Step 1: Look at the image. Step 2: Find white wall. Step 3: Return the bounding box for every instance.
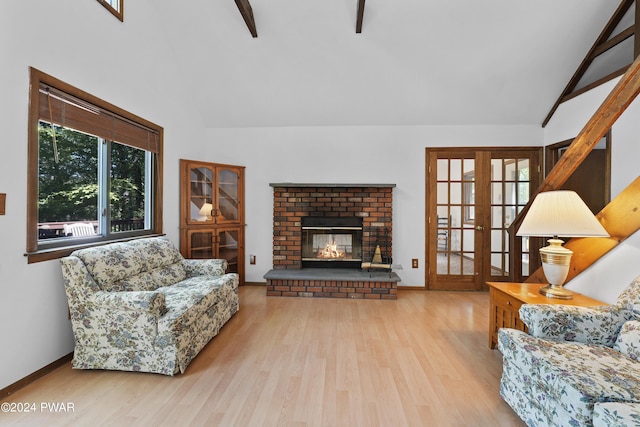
[544,78,640,303]
[0,1,206,390]
[204,125,542,286]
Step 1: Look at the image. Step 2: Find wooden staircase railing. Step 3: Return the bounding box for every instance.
[509,53,640,283]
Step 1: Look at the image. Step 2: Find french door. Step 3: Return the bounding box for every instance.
[426,148,541,291]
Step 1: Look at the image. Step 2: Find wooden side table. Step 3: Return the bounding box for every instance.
[487,282,605,349]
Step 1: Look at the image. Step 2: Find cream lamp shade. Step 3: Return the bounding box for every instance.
[516,190,609,299]
[198,202,213,219]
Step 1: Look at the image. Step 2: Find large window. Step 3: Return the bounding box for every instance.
[27,67,163,263]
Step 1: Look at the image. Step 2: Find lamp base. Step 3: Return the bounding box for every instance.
[539,284,573,300]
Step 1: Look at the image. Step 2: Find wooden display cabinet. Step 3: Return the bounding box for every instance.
[180,159,245,284]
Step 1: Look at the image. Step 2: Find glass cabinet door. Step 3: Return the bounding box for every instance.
[217,228,239,273]
[216,167,240,224]
[189,166,214,223]
[187,230,214,259]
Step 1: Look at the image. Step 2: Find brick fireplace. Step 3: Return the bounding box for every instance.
[265,183,399,299]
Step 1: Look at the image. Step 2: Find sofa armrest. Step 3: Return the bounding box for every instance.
[90,291,166,316]
[70,291,166,349]
[519,304,628,347]
[183,258,228,277]
[61,255,102,300]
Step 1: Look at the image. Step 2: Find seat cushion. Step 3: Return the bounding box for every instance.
[156,275,233,336]
[73,242,146,291]
[499,328,640,424]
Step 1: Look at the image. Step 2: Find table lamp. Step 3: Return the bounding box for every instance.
[516,190,609,299]
[199,202,213,220]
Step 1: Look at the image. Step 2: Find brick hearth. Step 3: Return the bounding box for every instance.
[265,183,399,299]
[264,268,399,300]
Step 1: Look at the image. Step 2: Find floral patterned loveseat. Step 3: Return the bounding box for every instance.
[60,236,239,376]
[498,275,640,427]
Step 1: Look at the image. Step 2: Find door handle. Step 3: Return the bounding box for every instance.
[475,225,484,231]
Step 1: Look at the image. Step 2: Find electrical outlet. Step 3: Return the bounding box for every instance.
[250,255,256,265]
[412,258,419,268]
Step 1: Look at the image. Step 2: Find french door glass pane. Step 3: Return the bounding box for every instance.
[437,182,449,204]
[450,159,461,180]
[521,236,530,276]
[490,157,531,277]
[436,157,475,277]
[450,183,461,204]
[437,159,449,180]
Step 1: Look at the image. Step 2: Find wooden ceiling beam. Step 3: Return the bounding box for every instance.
[233,0,366,36]
[235,0,257,38]
[356,0,365,33]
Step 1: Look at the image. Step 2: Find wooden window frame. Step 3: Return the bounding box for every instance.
[97,0,124,22]
[26,67,163,263]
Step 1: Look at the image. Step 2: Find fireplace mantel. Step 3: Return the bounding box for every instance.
[269,183,396,188]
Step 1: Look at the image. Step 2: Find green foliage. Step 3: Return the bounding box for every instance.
[38,124,98,222]
[38,122,146,224]
[110,142,146,221]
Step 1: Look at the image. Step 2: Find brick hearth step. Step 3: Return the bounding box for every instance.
[264,268,400,300]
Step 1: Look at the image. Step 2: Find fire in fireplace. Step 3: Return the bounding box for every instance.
[301,217,363,268]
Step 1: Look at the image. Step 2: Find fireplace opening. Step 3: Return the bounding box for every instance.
[301,217,363,269]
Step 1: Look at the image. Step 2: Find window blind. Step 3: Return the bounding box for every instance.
[38,84,159,153]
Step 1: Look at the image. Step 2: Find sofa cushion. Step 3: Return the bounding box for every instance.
[614,320,640,361]
[150,264,187,288]
[128,237,183,270]
[110,272,157,292]
[156,276,231,339]
[73,243,146,291]
[615,274,640,310]
[499,328,640,424]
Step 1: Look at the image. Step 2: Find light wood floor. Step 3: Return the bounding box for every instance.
[2,286,524,426]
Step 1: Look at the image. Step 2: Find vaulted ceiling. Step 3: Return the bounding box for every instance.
[157,1,621,128]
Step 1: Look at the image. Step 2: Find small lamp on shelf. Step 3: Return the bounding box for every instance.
[516,190,609,300]
[199,202,213,221]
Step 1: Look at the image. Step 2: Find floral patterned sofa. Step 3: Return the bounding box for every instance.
[60,236,239,376]
[498,274,640,426]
